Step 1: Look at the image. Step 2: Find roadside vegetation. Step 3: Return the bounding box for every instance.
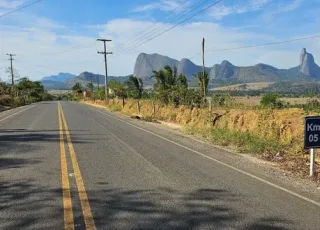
[75,65,319,179]
[0,75,53,111]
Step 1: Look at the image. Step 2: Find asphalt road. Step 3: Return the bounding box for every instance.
[1,101,320,230]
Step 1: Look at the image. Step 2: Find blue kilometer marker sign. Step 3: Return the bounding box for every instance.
[304,116,320,148]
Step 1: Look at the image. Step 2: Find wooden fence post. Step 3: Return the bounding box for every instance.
[208,97,212,125]
[137,100,140,114]
[152,101,156,117]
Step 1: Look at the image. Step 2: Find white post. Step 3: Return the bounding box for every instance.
[310,148,315,176]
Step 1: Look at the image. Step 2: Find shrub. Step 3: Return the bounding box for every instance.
[169,113,177,121]
[142,116,154,122]
[108,104,122,112]
[0,95,12,106]
[260,93,283,108]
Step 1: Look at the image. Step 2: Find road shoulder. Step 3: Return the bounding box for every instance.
[81,101,320,200]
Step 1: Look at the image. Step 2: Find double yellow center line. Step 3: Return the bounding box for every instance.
[58,102,96,230]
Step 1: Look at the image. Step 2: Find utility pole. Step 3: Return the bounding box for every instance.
[90,74,95,101]
[202,38,206,100]
[97,39,112,102]
[6,53,16,106]
[97,75,100,90]
[90,75,94,91]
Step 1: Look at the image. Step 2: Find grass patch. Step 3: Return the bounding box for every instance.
[169,113,177,121]
[108,104,122,112]
[141,115,154,122]
[187,127,283,156]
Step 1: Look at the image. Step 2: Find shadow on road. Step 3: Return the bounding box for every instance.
[0,128,92,170]
[0,157,41,170]
[87,187,293,230]
[0,129,89,133]
[0,179,62,229]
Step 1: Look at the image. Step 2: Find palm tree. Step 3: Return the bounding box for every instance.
[152,65,181,89]
[194,71,209,100]
[125,75,143,99]
[152,69,167,90]
[177,74,188,88]
[164,65,178,87]
[152,66,189,105]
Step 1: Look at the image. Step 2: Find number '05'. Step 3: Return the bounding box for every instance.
[309,134,319,142]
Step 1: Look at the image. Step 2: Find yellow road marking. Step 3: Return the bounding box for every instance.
[59,103,96,230]
[58,103,74,230]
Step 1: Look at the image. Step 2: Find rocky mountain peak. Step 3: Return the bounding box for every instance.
[299,48,320,78]
[221,60,233,67]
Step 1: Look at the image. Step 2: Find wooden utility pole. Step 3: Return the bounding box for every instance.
[90,75,94,91]
[6,53,16,106]
[97,39,112,102]
[97,75,100,90]
[202,38,206,100]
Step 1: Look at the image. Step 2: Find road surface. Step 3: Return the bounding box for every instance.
[0,101,320,230]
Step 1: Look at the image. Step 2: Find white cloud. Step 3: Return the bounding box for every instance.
[260,0,305,21]
[279,0,304,12]
[34,17,66,29]
[1,10,318,81]
[209,0,272,19]
[133,0,184,12]
[209,4,232,20]
[0,0,23,9]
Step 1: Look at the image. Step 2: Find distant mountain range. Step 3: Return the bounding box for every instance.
[133,53,210,84]
[41,71,130,89]
[133,48,320,83]
[41,48,320,89]
[65,72,130,86]
[42,72,76,82]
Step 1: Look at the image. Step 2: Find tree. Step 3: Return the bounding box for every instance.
[96,88,105,100]
[16,77,45,103]
[177,74,188,88]
[194,71,209,101]
[260,93,283,108]
[171,74,188,106]
[86,82,94,91]
[108,80,126,98]
[72,82,83,94]
[151,65,188,105]
[125,75,143,99]
[152,69,168,91]
[0,81,10,95]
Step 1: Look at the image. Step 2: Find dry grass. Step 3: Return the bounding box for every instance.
[0,95,12,111]
[211,82,273,91]
[48,90,72,95]
[83,99,320,179]
[233,96,312,106]
[88,99,307,154]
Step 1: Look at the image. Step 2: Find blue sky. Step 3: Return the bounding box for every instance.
[1,0,320,80]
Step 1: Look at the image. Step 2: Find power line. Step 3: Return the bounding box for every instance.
[115,0,216,56]
[17,61,48,76]
[15,59,57,71]
[188,35,320,59]
[0,0,45,18]
[127,0,222,78]
[115,0,223,57]
[114,0,190,51]
[39,42,97,56]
